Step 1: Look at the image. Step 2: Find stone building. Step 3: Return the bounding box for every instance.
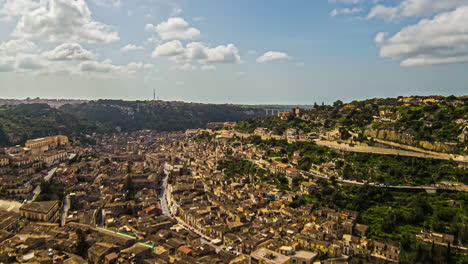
[0,155,10,166]
[19,200,60,222]
[25,135,69,154]
[251,248,291,264]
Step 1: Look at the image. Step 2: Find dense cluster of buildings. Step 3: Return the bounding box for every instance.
[0,136,71,201]
[163,134,401,264]
[0,117,464,263]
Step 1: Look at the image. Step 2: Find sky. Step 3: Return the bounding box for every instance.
[0,0,467,104]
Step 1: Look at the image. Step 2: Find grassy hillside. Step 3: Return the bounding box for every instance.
[237,96,467,153]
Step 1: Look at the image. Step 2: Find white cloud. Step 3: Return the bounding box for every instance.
[42,43,95,61]
[79,59,152,75]
[367,5,401,21]
[153,41,241,65]
[367,0,467,20]
[375,6,468,66]
[11,0,119,43]
[204,44,241,64]
[180,42,241,64]
[91,0,122,8]
[146,17,201,40]
[256,51,291,63]
[126,62,153,73]
[0,0,41,21]
[0,39,40,55]
[121,44,144,52]
[0,42,151,76]
[330,7,363,17]
[79,59,119,73]
[152,40,185,57]
[182,42,209,61]
[374,32,386,44]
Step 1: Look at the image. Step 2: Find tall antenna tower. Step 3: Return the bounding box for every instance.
[153,88,156,100]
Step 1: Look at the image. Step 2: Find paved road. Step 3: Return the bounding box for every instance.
[61,194,70,226]
[230,130,467,163]
[315,140,461,162]
[302,171,438,192]
[32,167,58,201]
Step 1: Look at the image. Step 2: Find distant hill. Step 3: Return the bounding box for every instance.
[0,100,270,146]
[58,100,266,132]
[0,103,110,146]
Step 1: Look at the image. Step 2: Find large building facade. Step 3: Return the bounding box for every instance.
[19,200,60,223]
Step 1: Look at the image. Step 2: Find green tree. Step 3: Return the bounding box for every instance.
[339,127,351,140]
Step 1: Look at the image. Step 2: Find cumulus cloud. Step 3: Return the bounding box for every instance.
[330,7,363,17]
[0,0,41,21]
[0,48,150,76]
[367,5,399,21]
[146,17,201,40]
[10,0,119,43]
[120,44,144,52]
[204,44,241,64]
[42,43,95,61]
[0,39,40,55]
[367,0,467,20]
[152,41,241,65]
[152,40,185,57]
[126,62,153,73]
[256,51,291,63]
[79,59,118,73]
[375,6,468,66]
[79,59,152,75]
[182,42,209,61]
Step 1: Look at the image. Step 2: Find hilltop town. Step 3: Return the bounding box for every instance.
[0,95,466,264]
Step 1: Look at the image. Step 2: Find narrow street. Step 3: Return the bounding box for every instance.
[158,169,242,256]
[31,167,58,201]
[61,194,70,226]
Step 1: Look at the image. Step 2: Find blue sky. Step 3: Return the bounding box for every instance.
[0,0,467,104]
